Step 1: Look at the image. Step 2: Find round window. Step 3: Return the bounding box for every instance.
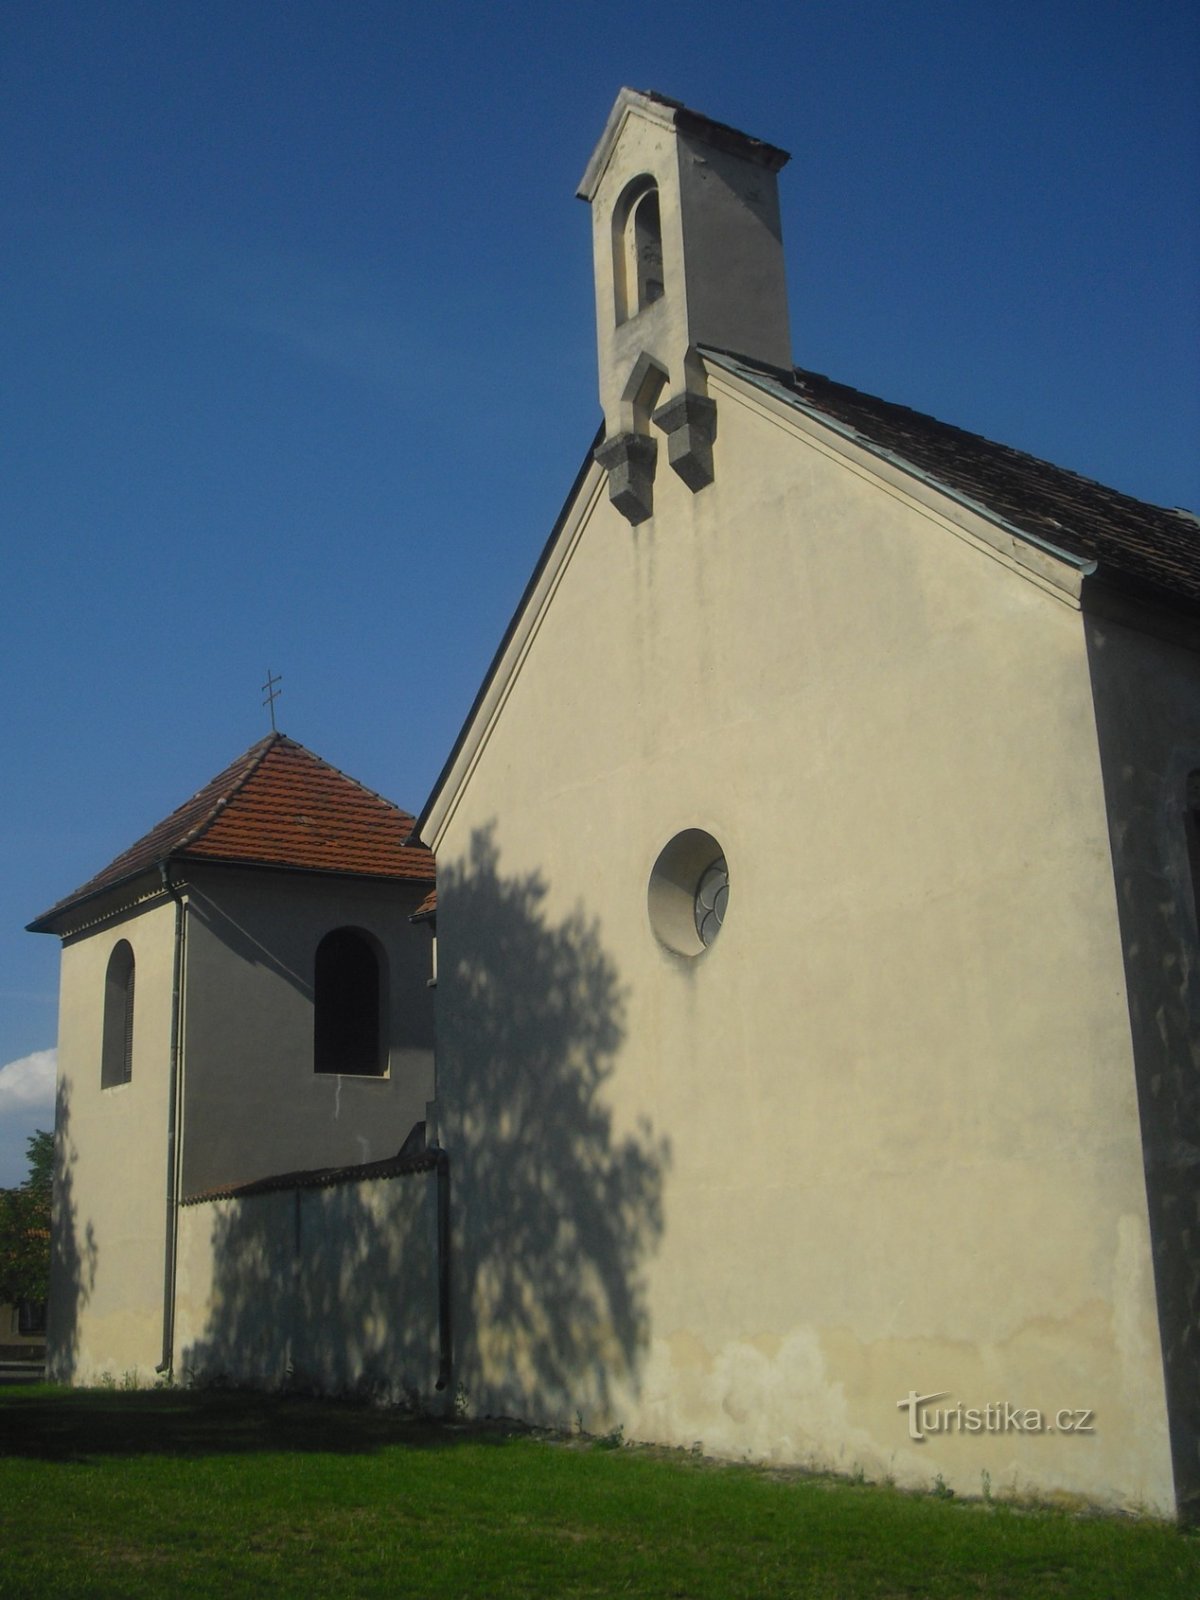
[648,829,730,957]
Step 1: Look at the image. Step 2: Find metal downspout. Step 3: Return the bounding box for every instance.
[434,1147,452,1392]
[156,862,186,1376]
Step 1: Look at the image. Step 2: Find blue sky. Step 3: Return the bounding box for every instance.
[1,0,1197,1183]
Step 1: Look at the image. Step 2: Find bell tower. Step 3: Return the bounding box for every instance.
[577,89,792,524]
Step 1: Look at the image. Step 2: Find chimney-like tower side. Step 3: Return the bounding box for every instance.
[578,89,792,525]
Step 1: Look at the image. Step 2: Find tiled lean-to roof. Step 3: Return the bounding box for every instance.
[29,733,434,932]
[411,887,438,921]
[182,1146,440,1206]
[710,352,1200,609]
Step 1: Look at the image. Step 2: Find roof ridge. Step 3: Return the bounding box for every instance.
[30,731,433,934]
[174,735,418,864]
[268,738,418,828]
[173,731,283,854]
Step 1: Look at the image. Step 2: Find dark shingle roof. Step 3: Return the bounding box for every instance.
[29,734,434,932]
[784,363,1200,606]
[705,351,1200,609]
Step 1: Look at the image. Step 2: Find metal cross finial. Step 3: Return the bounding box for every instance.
[261,670,283,732]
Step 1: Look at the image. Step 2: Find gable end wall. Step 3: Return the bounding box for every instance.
[432,383,1173,1512]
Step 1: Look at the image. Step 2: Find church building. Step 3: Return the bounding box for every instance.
[29,733,436,1382]
[31,89,1200,1519]
[416,89,1200,1518]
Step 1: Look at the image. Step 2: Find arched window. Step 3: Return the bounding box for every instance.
[631,189,664,310]
[101,940,135,1089]
[314,928,386,1076]
[613,177,665,324]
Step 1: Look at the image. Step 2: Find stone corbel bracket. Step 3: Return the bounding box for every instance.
[595,431,658,525]
[653,391,717,492]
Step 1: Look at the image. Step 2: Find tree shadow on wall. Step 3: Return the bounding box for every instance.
[180,1162,441,1403]
[46,1078,97,1380]
[438,825,670,1427]
[180,824,668,1428]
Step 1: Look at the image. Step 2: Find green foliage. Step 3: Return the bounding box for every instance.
[24,1129,53,1194]
[0,1129,52,1306]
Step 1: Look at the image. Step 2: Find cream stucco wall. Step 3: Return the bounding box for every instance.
[429,370,1175,1512]
[49,897,177,1384]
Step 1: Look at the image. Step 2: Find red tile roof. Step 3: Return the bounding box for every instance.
[29,734,434,931]
[411,887,438,921]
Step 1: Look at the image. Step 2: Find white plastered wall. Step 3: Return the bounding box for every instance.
[430,374,1174,1513]
[48,898,177,1384]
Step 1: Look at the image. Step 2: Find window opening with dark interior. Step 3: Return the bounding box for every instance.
[18,1298,47,1336]
[314,927,385,1076]
[632,188,664,310]
[101,939,135,1088]
[614,177,665,324]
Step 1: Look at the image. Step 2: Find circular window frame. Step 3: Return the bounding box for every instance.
[647,829,730,958]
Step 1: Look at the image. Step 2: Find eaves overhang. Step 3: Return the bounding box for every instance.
[27,866,174,940]
[28,852,433,939]
[577,87,789,203]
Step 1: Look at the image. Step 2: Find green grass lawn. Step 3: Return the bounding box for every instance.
[1,1386,1196,1598]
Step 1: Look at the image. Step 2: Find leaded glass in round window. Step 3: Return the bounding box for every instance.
[694,858,729,948]
[647,829,730,957]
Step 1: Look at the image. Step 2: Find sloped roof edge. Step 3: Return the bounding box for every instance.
[415,354,1200,852]
[411,428,604,849]
[30,733,433,934]
[713,350,1199,609]
[577,87,789,202]
[182,1146,440,1206]
[702,350,1097,580]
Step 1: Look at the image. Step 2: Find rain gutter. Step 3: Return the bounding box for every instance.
[433,1146,452,1394]
[155,860,187,1377]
